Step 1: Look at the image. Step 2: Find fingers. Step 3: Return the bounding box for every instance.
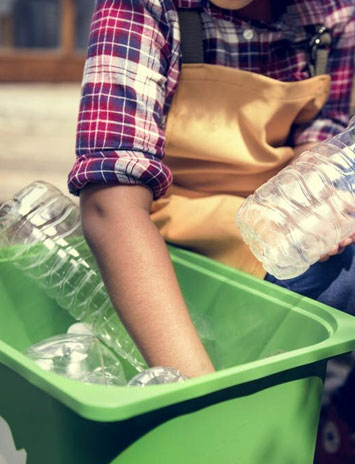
[319,236,353,262]
[339,237,353,248]
[319,245,343,262]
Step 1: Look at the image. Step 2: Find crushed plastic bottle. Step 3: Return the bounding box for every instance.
[0,181,147,375]
[25,333,127,386]
[128,366,188,386]
[236,117,355,279]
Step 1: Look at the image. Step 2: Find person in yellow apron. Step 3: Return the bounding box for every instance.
[74,0,355,378]
[151,6,355,313]
[151,7,331,278]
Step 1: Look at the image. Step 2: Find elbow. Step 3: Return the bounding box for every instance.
[79,193,104,251]
[79,183,153,246]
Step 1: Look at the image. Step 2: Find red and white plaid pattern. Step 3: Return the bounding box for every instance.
[68,0,355,199]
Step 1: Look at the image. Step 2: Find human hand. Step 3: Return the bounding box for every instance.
[319,233,355,262]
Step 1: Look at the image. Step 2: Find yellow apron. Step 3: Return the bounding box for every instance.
[151,11,330,278]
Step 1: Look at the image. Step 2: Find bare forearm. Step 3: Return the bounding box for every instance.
[80,184,215,378]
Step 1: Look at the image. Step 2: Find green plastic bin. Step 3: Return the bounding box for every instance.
[1,244,355,464]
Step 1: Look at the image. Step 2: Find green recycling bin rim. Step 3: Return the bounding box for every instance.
[1,245,355,423]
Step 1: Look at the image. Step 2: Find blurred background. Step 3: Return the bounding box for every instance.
[0,0,95,202]
[0,0,354,204]
[0,1,354,463]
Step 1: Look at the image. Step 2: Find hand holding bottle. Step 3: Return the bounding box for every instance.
[236,118,355,279]
[320,232,355,262]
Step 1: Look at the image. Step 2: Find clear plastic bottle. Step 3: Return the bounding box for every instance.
[236,117,355,279]
[0,181,147,375]
[128,366,188,386]
[25,332,128,386]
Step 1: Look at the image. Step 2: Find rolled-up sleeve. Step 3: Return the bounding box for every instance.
[292,9,355,145]
[68,0,181,199]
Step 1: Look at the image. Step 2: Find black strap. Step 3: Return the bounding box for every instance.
[307,25,332,76]
[177,9,204,64]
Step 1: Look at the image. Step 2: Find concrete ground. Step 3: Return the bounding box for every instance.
[0,83,81,204]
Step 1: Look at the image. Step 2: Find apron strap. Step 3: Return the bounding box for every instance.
[307,25,332,77]
[177,9,204,64]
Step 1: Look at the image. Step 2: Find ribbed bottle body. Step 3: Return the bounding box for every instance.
[0,181,146,372]
[236,119,355,279]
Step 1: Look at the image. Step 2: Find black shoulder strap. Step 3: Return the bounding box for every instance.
[307,25,332,76]
[177,9,204,64]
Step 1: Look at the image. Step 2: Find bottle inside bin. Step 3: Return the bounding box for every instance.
[236,117,355,280]
[25,331,128,386]
[0,180,147,375]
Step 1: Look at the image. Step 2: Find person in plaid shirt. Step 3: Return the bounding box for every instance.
[68,0,354,379]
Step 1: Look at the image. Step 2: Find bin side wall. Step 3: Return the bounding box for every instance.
[0,361,326,464]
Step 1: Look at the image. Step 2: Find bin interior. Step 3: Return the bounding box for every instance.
[0,243,354,422]
[174,260,331,369]
[0,245,332,369]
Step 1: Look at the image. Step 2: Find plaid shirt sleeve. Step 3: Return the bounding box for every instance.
[292,9,355,146]
[68,0,180,199]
